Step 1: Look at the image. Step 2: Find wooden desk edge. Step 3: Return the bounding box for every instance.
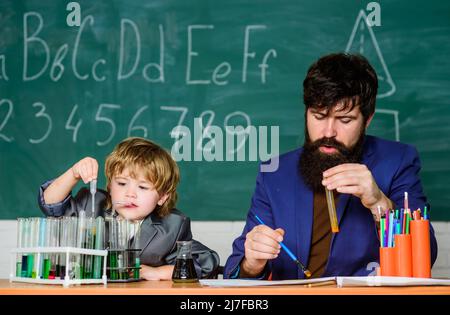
[1,280,450,295]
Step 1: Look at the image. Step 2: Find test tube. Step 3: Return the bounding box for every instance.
[59,217,70,277]
[107,215,118,280]
[93,216,105,279]
[43,217,52,279]
[30,218,40,278]
[129,221,141,279]
[83,217,95,279]
[28,218,36,278]
[20,218,29,277]
[16,218,25,277]
[68,216,78,279]
[59,217,77,279]
[76,211,86,278]
[49,218,60,279]
[69,217,78,248]
[25,218,34,277]
[325,188,339,233]
[38,218,46,278]
[117,218,128,279]
[43,217,55,279]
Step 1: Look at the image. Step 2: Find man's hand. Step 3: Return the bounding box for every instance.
[322,163,393,221]
[240,225,284,277]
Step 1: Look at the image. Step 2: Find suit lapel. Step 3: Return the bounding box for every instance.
[360,136,376,173]
[138,214,161,253]
[336,193,350,229]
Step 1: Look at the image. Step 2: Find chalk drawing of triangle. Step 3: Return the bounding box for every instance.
[345,10,396,98]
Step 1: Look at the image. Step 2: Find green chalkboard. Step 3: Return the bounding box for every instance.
[1,1,449,220]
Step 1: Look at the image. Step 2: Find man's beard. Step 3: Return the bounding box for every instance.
[298,128,366,192]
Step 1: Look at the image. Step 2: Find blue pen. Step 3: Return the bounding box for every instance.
[254,214,311,278]
[388,212,394,247]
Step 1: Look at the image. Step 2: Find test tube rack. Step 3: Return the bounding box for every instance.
[10,246,108,287]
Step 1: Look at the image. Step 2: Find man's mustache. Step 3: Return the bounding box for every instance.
[308,137,351,155]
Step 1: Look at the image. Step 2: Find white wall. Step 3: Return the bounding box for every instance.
[431,222,450,278]
[1,220,449,279]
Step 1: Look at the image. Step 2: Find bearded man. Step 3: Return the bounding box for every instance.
[224,53,438,279]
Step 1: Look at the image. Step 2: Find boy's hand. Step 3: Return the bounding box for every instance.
[71,157,98,184]
[140,264,175,280]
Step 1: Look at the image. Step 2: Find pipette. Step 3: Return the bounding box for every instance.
[325,188,339,233]
[90,179,97,217]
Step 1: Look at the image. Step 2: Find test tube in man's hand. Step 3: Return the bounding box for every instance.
[325,188,339,233]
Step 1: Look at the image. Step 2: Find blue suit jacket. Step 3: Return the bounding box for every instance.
[224,135,438,279]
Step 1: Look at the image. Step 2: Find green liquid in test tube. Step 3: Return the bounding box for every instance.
[109,252,118,280]
[43,258,51,279]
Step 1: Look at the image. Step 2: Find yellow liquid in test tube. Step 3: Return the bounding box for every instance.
[325,188,339,233]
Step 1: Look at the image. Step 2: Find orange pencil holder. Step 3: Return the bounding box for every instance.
[379,247,396,276]
[394,234,412,277]
[410,220,431,278]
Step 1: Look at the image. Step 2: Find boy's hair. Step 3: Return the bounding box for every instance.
[104,137,180,217]
[303,52,378,123]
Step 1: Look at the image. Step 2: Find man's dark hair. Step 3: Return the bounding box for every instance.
[303,53,378,122]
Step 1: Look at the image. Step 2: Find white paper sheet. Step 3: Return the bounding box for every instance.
[336,276,450,287]
[200,276,450,287]
[200,277,336,287]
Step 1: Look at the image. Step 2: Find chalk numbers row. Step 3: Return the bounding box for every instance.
[0,99,251,147]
